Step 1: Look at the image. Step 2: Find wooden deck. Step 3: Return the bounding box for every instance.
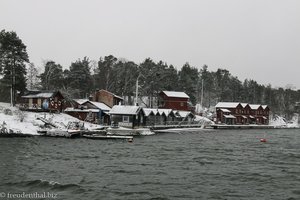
[211,124,274,129]
[146,124,204,130]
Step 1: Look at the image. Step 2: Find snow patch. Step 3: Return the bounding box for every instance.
[270,114,299,128]
[0,102,103,135]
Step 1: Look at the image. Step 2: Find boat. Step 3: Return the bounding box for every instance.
[81,129,107,135]
[106,127,153,136]
[82,134,133,140]
[40,121,84,138]
[43,129,81,138]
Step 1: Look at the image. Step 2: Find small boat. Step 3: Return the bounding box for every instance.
[82,134,133,140]
[107,127,153,136]
[43,129,81,138]
[40,121,84,138]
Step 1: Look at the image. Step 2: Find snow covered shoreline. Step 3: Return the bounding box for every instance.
[0,102,102,135]
[269,114,299,128]
[1,102,298,136]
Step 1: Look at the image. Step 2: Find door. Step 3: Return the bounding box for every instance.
[29,98,33,108]
[37,99,42,108]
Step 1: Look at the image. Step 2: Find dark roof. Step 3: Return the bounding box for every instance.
[98,89,123,100]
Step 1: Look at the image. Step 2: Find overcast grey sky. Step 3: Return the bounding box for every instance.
[1,0,300,89]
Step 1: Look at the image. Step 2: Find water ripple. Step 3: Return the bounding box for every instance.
[0,129,299,199]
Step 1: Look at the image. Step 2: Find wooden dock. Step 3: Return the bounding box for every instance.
[82,134,133,140]
[211,124,275,129]
[147,124,204,130]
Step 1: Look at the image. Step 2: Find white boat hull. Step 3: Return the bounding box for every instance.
[107,127,154,136]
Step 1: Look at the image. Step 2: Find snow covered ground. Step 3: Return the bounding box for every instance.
[0,102,102,135]
[269,114,299,128]
[194,114,214,125]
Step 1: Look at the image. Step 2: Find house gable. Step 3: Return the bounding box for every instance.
[159,91,190,111]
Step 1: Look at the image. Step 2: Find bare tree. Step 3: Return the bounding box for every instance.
[26,62,40,90]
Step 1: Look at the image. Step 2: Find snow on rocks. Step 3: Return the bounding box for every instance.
[0,102,102,135]
[270,114,299,128]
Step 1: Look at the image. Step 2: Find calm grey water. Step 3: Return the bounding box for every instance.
[0,129,300,200]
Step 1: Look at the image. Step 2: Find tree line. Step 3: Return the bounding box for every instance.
[1,30,299,117]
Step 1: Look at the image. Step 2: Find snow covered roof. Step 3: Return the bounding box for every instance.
[158,109,173,116]
[176,111,194,118]
[88,101,111,111]
[65,108,100,113]
[22,92,54,98]
[151,109,158,115]
[142,108,155,116]
[74,99,89,105]
[162,91,189,98]
[223,114,236,119]
[240,103,249,108]
[157,109,167,116]
[220,108,231,113]
[262,105,269,109]
[109,105,141,115]
[142,108,174,117]
[249,104,262,110]
[215,102,241,108]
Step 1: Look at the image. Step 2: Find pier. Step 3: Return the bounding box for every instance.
[211,124,275,129]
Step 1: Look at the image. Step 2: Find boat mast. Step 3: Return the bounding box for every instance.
[135,73,141,106]
[200,79,204,108]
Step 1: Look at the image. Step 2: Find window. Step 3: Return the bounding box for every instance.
[123,116,129,123]
[180,102,184,107]
[140,115,143,123]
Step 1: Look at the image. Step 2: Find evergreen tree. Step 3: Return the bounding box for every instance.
[163,64,179,91]
[178,63,199,104]
[139,58,159,107]
[200,65,216,107]
[111,60,139,97]
[0,30,29,104]
[95,55,117,90]
[68,57,92,98]
[155,61,179,92]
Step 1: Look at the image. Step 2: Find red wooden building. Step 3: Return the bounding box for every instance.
[215,102,242,124]
[158,91,190,111]
[91,89,123,108]
[241,103,251,124]
[20,90,65,112]
[262,105,270,124]
[215,102,270,125]
[65,100,111,124]
[249,104,270,125]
